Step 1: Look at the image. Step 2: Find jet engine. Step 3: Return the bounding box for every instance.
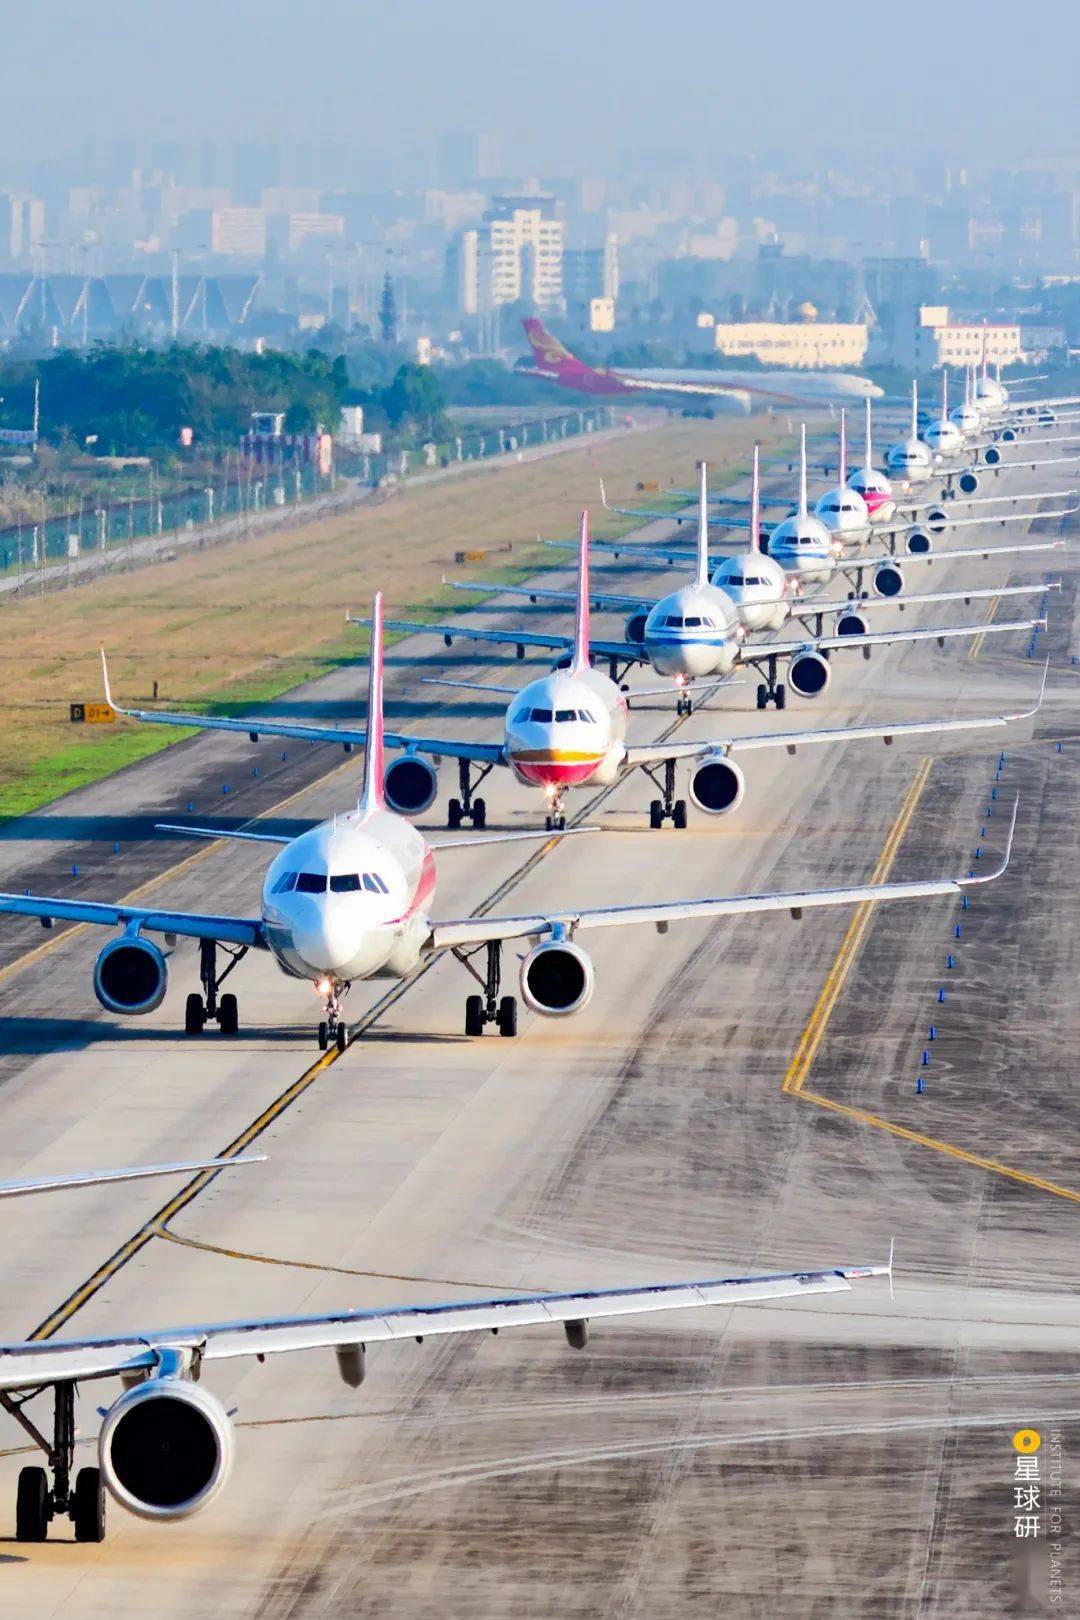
[871,561,904,598]
[624,611,649,645]
[98,1378,233,1521]
[925,507,951,534]
[384,754,438,816]
[905,528,933,555]
[958,471,980,495]
[835,610,868,637]
[982,444,1002,466]
[787,651,832,699]
[689,755,745,815]
[93,937,168,1016]
[520,941,595,1016]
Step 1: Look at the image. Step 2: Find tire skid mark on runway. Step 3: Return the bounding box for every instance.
[27,693,714,1342]
[782,752,1080,1204]
[322,1407,1080,1515]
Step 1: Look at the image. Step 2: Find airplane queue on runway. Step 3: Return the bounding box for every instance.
[0,361,1071,1547]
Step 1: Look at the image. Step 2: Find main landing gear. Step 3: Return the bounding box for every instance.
[184,939,246,1036]
[3,1382,105,1543]
[448,759,493,830]
[317,979,349,1053]
[640,759,688,830]
[754,655,787,711]
[454,940,517,1037]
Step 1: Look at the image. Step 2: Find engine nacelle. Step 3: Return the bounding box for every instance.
[624,611,649,645]
[925,507,950,533]
[1000,427,1017,442]
[835,610,868,637]
[872,561,904,599]
[93,937,168,1016]
[689,754,745,816]
[787,651,832,699]
[384,753,438,816]
[958,470,979,495]
[520,941,595,1017]
[905,528,933,555]
[99,1378,233,1521]
[983,444,1002,466]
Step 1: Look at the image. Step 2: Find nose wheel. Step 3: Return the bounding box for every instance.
[317,982,349,1052]
[544,788,567,832]
[675,691,693,717]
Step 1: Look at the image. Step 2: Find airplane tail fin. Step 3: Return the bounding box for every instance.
[838,408,847,486]
[694,462,710,588]
[798,423,808,515]
[523,317,575,369]
[864,397,873,470]
[359,591,386,815]
[749,443,761,553]
[571,510,591,673]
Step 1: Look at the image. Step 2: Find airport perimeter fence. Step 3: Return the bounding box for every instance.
[0,403,616,600]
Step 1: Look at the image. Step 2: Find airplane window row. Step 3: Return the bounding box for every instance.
[662,614,721,629]
[723,575,768,588]
[511,706,598,725]
[270,870,391,895]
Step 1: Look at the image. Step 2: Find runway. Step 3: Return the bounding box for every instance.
[0,452,1075,1618]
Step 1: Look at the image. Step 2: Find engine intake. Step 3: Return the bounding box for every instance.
[384,754,438,816]
[905,528,932,555]
[624,611,648,645]
[958,471,979,495]
[93,937,168,1016]
[872,561,904,599]
[983,444,1002,466]
[99,1379,233,1521]
[520,941,595,1016]
[787,651,832,699]
[689,755,745,816]
[835,611,868,637]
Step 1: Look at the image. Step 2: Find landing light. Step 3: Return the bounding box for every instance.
[316,977,333,996]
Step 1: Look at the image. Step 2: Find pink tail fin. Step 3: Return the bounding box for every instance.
[360,591,386,813]
[572,510,591,673]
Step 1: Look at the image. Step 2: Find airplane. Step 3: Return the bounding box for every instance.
[884,381,934,486]
[0,1243,895,1543]
[847,399,897,522]
[923,369,967,461]
[95,512,1045,835]
[519,316,883,408]
[0,1151,262,1542]
[812,409,872,544]
[589,429,1070,602]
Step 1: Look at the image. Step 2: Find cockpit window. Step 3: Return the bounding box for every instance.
[295,872,327,893]
[579,708,596,723]
[664,614,683,627]
[555,708,576,723]
[684,616,702,628]
[329,873,362,892]
[511,706,530,725]
[362,874,381,893]
[727,574,744,587]
[272,871,298,894]
[531,707,553,723]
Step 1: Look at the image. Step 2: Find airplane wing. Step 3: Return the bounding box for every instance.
[429,800,1015,952]
[873,537,1065,569]
[446,579,652,612]
[0,1260,890,1390]
[0,892,264,948]
[738,615,1041,666]
[791,581,1057,624]
[544,538,716,569]
[0,1156,264,1199]
[882,501,1078,544]
[352,615,645,667]
[623,669,1046,769]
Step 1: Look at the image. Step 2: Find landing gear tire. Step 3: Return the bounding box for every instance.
[472,797,487,829]
[465,994,485,1037]
[545,812,566,832]
[672,799,688,830]
[335,1022,348,1053]
[775,684,787,710]
[448,798,463,830]
[218,992,239,1036]
[649,799,663,830]
[72,1468,105,1544]
[497,995,518,1037]
[184,992,205,1035]
[756,684,768,711]
[318,1021,329,1051]
[15,1466,49,1543]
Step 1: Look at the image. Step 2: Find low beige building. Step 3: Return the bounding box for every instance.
[912,307,1021,370]
[710,320,868,368]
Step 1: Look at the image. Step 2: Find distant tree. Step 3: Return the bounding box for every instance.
[379,274,398,346]
[380,363,448,439]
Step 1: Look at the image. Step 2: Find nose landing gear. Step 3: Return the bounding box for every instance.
[317,980,349,1053]
[675,689,693,717]
[544,787,567,833]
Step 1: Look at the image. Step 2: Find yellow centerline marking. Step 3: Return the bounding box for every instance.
[967,593,1000,662]
[783,755,1080,1204]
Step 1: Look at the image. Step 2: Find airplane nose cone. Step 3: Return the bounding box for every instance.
[292,910,362,976]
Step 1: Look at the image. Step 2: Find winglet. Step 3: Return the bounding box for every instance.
[1007,655,1050,721]
[887,1237,895,1301]
[961,796,1019,886]
[359,592,386,814]
[571,511,591,674]
[694,462,709,589]
[599,477,610,510]
[100,645,119,712]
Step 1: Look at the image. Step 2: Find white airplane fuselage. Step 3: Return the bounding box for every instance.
[814,483,872,546]
[503,666,627,793]
[764,513,838,585]
[711,550,792,632]
[263,811,434,986]
[642,582,743,679]
[884,437,934,486]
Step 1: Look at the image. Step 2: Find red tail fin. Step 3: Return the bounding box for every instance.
[360,591,386,814]
[521,318,631,397]
[523,317,574,369]
[572,510,591,673]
